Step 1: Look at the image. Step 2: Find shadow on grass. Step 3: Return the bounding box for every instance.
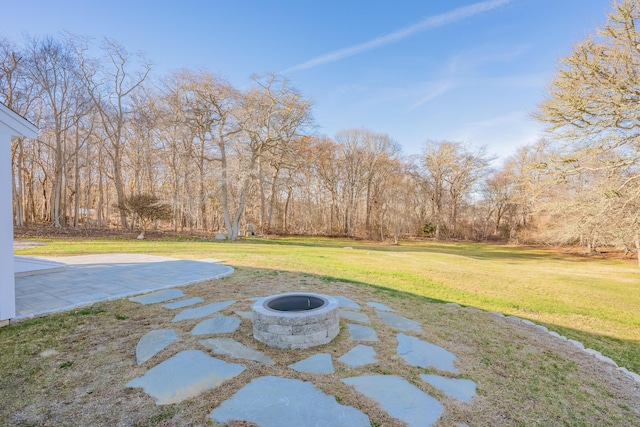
[237,237,581,263]
[355,276,640,375]
[3,264,639,427]
[248,265,640,375]
[9,257,639,377]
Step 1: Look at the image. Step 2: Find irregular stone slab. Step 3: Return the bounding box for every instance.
[584,348,618,367]
[619,367,640,383]
[342,375,443,427]
[568,339,585,350]
[164,297,204,309]
[548,331,568,341]
[366,301,393,312]
[338,345,378,368]
[377,311,422,333]
[347,323,378,342]
[288,353,334,374]
[129,289,185,305]
[396,333,459,373]
[172,300,236,322]
[420,374,476,403]
[210,376,370,427]
[333,295,361,310]
[191,315,241,335]
[200,338,274,365]
[339,309,370,323]
[126,350,244,405]
[136,329,178,365]
[235,311,253,320]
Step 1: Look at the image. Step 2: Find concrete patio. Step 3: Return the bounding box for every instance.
[14,254,234,319]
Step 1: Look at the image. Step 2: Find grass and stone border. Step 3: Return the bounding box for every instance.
[2,267,639,426]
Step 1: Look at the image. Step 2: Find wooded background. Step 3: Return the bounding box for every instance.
[2,0,639,260]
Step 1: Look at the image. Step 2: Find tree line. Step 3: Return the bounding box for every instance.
[2,0,639,264]
[0,34,504,242]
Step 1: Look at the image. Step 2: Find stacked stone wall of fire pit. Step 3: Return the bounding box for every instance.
[252,293,340,349]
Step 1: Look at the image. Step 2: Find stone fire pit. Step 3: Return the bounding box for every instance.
[252,293,339,349]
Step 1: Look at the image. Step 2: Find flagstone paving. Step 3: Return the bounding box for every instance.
[339,309,370,323]
[288,353,335,374]
[342,375,444,427]
[396,332,459,373]
[209,376,370,427]
[126,350,245,405]
[338,344,378,368]
[190,315,241,335]
[171,300,236,322]
[332,295,361,310]
[366,301,394,311]
[200,337,275,365]
[135,329,178,365]
[377,311,423,333]
[420,374,477,403]
[18,253,638,424]
[347,323,379,342]
[163,296,204,309]
[126,292,479,426]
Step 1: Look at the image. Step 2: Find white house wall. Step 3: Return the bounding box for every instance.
[0,104,38,321]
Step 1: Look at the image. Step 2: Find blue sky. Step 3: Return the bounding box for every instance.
[3,0,612,160]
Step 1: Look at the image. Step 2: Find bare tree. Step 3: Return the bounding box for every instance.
[312,136,342,235]
[228,74,313,240]
[420,141,456,239]
[75,37,151,229]
[1,37,37,226]
[536,0,640,264]
[419,141,492,239]
[24,36,90,227]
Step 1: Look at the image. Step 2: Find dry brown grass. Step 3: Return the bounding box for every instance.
[2,267,639,426]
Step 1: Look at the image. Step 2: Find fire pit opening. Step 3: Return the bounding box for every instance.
[266,295,326,312]
[252,293,339,349]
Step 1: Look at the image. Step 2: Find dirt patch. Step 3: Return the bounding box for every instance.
[2,268,639,426]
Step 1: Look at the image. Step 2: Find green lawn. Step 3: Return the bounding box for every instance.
[15,235,640,373]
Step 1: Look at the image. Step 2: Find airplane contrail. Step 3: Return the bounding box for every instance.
[281,0,513,74]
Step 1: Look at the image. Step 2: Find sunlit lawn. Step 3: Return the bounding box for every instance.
[16,235,640,373]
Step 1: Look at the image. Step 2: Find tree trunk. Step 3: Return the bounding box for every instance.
[230,173,252,240]
[329,194,335,236]
[51,132,64,227]
[219,144,234,238]
[199,167,207,231]
[258,157,266,234]
[111,142,129,229]
[97,154,104,227]
[12,139,24,226]
[267,166,280,231]
[73,131,81,228]
[283,185,292,233]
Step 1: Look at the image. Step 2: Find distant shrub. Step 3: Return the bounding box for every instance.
[114,194,172,239]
